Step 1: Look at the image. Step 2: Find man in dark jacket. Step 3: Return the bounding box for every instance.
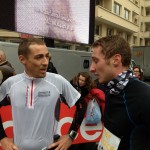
[0,49,16,84]
[90,35,150,150]
[47,52,58,74]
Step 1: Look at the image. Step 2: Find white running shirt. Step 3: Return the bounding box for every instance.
[0,72,80,150]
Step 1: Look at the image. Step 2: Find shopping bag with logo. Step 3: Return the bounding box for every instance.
[85,97,101,124]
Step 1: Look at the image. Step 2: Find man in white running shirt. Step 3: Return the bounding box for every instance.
[0,38,86,150]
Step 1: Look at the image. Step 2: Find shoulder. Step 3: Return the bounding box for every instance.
[126,78,150,92]
[0,74,23,93]
[3,73,23,85]
[46,72,65,80]
[45,72,69,84]
[124,78,150,105]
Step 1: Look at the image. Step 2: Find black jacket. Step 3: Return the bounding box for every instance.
[47,61,58,74]
[104,78,150,150]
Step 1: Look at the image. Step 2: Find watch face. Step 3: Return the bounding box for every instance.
[70,130,77,139]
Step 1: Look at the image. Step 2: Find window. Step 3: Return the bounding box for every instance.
[145,26,150,32]
[116,31,122,36]
[134,18,138,24]
[96,0,103,6]
[140,38,143,46]
[140,22,143,32]
[124,9,130,20]
[145,40,149,46]
[127,35,130,43]
[95,25,102,36]
[83,60,89,69]
[146,9,150,16]
[114,2,121,15]
[141,6,144,16]
[107,28,114,36]
[133,36,137,45]
[135,0,138,6]
[95,25,99,35]
[125,34,130,43]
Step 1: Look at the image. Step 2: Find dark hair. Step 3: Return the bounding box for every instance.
[92,35,131,67]
[18,38,45,57]
[133,65,143,80]
[72,72,95,91]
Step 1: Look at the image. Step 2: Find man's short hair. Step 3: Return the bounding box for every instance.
[92,35,131,67]
[18,38,46,57]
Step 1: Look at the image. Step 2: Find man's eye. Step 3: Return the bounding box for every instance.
[93,59,98,63]
[35,56,42,59]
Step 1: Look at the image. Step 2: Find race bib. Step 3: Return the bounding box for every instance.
[98,127,121,150]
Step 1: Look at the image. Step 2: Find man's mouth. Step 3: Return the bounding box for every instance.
[95,74,99,77]
[40,69,47,73]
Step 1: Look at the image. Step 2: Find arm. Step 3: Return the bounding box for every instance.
[0,114,6,140]
[0,97,11,140]
[49,96,87,150]
[68,96,87,134]
[0,99,19,150]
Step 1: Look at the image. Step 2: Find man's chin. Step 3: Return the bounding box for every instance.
[37,73,46,78]
[98,78,106,84]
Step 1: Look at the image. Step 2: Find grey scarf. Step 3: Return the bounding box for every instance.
[107,69,134,95]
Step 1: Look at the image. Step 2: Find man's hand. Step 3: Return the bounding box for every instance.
[0,137,19,150]
[48,135,72,150]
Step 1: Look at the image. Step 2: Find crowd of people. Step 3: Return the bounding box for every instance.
[0,35,149,150]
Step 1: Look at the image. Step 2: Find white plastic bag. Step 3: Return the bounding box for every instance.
[85,97,101,124]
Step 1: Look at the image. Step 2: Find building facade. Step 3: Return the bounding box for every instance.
[0,0,150,49]
[95,0,150,46]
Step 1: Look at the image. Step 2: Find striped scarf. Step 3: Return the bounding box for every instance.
[107,69,134,95]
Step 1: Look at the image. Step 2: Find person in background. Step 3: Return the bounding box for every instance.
[47,52,58,74]
[0,55,15,150]
[0,50,16,75]
[133,65,143,80]
[70,72,105,150]
[90,35,150,150]
[0,38,86,150]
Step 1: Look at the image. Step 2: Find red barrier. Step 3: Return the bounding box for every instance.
[58,103,103,144]
[0,103,103,148]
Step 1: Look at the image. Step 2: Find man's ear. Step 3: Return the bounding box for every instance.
[112,54,121,67]
[19,55,26,65]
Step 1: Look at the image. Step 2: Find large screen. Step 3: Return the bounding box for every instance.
[0,0,95,44]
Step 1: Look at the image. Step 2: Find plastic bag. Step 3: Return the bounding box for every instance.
[85,97,101,124]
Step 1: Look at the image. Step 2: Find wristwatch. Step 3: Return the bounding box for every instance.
[68,130,77,141]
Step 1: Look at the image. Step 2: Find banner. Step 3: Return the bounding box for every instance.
[0,103,103,148]
[58,103,103,144]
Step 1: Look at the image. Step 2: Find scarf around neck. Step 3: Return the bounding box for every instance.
[107,69,134,95]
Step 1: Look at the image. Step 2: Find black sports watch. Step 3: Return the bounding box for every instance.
[68,130,77,141]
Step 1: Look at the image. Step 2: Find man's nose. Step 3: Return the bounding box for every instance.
[89,64,95,73]
[42,57,49,65]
